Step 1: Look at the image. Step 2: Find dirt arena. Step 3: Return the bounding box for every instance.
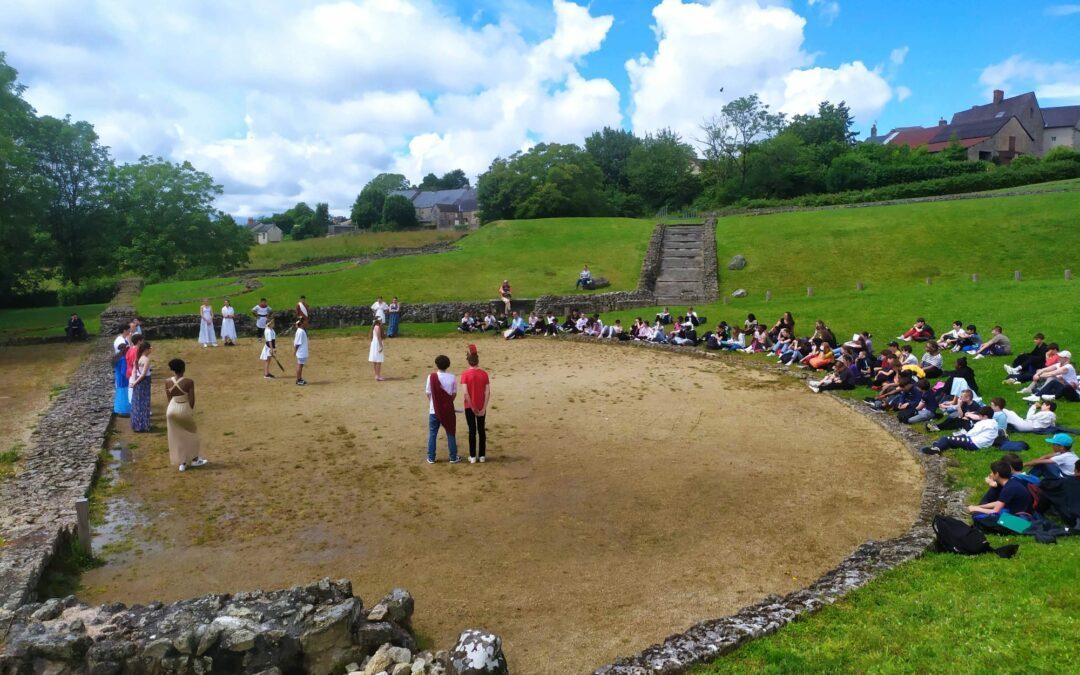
[0,343,90,453]
[79,335,922,673]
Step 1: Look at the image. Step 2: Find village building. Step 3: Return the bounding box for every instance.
[389,187,480,229]
[245,218,283,245]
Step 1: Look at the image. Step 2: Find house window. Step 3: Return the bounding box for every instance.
[979,151,992,161]
[1051,136,1057,142]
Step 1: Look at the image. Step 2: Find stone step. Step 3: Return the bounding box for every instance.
[656,268,704,282]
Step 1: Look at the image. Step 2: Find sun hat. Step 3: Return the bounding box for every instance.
[1058,350,1072,359]
[1045,433,1074,448]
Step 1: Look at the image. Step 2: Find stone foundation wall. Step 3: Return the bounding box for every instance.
[700,218,719,302]
[533,290,657,317]
[637,224,666,292]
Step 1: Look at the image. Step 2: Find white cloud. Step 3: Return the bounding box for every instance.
[895,85,912,102]
[627,0,894,140]
[0,0,620,216]
[1045,4,1080,16]
[980,54,1080,101]
[809,0,840,25]
[890,46,909,66]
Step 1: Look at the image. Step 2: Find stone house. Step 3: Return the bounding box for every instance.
[1043,105,1080,154]
[926,115,1037,162]
[389,188,480,229]
[246,219,283,245]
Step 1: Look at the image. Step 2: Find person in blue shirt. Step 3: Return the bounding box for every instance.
[504,311,527,340]
[575,264,592,290]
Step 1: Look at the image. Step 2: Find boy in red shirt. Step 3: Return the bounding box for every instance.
[460,344,492,463]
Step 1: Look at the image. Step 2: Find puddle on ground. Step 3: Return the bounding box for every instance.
[92,443,159,558]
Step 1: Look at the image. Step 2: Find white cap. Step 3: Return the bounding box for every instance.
[1059,350,1072,359]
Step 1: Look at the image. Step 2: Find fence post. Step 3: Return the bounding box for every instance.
[971,274,979,283]
[926,277,932,285]
[807,286,813,297]
[1066,269,1073,281]
[722,295,729,305]
[765,290,772,302]
[75,498,92,556]
[1014,270,1022,282]
[856,282,864,291]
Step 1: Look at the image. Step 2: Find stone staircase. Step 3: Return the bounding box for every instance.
[653,225,712,304]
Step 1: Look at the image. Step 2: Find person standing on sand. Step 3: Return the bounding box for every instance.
[252,298,272,338]
[426,354,459,464]
[369,316,385,381]
[165,358,207,472]
[220,299,237,346]
[371,296,389,325]
[461,345,491,463]
[293,319,309,386]
[296,295,311,329]
[387,296,401,337]
[261,317,278,379]
[129,341,153,432]
[112,342,131,417]
[198,298,217,348]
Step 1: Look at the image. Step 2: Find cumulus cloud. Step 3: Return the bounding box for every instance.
[626,0,894,139]
[0,0,620,216]
[890,46,909,66]
[1045,4,1080,16]
[980,55,1080,101]
[895,85,912,102]
[808,0,841,25]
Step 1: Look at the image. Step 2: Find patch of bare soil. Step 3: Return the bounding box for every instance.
[0,342,90,454]
[81,335,922,673]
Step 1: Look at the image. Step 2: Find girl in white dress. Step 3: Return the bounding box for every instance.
[368,317,385,381]
[220,299,237,346]
[198,299,217,347]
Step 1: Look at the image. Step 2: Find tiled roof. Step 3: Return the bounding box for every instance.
[929,116,1030,145]
[251,223,278,235]
[887,126,940,148]
[1043,105,1080,128]
[951,91,1042,139]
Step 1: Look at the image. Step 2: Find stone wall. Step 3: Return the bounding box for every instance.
[700,218,719,302]
[533,290,657,317]
[637,224,666,292]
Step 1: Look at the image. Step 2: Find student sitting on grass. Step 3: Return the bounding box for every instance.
[897,344,919,367]
[504,312,526,340]
[927,389,979,432]
[956,324,981,352]
[920,341,944,378]
[576,264,592,290]
[458,312,477,333]
[808,359,856,393]
[898,379,939,424]
[937,321,967,351]
[943,356,979,396]
[1024,433,1078,480]
[921,405,998,454]
[974,325,1012,359]
[657,307,672,325]
[898,317,935,342]
[720,326,746,350]
[1003,333,1048,382]
[999,453,1040,485]
[967,459,1035,522]
[999,399,1058,433]
[810,320,837,349]
[799,342,835,370]
[769,311,794,341]
[1021,350,1078,403]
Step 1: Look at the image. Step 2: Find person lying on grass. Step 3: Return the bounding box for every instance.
[974,325,1012,359]
[998,399,1058,433]
[922,406,998,454]
[1024,433,1078,480]
[967,459,1035,520]
[1003,333,1048,383]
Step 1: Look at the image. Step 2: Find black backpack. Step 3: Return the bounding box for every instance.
[932,515,1019,558]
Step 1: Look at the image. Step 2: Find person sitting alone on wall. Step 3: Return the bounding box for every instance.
[65,313,89,342]
[576,264,593,290]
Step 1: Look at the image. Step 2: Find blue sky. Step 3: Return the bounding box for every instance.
[1,0,1077,215]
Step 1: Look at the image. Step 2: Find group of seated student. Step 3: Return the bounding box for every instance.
[458,311,508,333]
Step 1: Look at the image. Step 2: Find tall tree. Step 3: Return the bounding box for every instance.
[437,168,469,189]
[107,157,251,279]
[477,143,608,223]
[585,126,641,191]
[626,128,702,211]
[381,194,418,230]
[704,95,786,189]
[30,115,113,284]
[285,202,316,240]
[366,172,410,193]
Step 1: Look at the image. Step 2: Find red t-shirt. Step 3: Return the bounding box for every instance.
[460,367,490,412]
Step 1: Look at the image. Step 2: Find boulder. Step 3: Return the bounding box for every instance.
[300,597,364,675]
[448,630,508,675]
[378,589,415,627]
[728,255,747,270]
[363,643,395,675]
[732,288,748,298]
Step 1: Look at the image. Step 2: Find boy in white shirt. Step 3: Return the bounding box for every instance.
[922,406,999,455]
[425,355,460,464]
[1025,433,1077,479]
[293,320,309,386]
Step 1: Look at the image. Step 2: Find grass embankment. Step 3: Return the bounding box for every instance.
[0,304,106,339]
[243,229,465,269]
[137,218,655,316]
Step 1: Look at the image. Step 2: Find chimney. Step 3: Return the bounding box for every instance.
[247,217,255,226]
[938,117,947,128]
[871,123,878,137]
[993,89,1004,104]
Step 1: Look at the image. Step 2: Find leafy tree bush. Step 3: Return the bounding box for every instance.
[381,194,418,230]
[477,143,608,222]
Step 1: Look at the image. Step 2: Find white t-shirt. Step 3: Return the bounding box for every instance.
[293,328,309,359]
[252,304,272,328]
[1060,363,1077,387]
[425,371,456,415]
[113,335,128,354]
[1051,451,1078,475]
[371,301,388,322]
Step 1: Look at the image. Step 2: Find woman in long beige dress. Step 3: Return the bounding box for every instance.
[165,358,208,472]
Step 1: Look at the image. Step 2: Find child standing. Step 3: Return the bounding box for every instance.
[293,319,309,385]
[425,354,459,464]
[261,317,277,379]
[460,345,491,463]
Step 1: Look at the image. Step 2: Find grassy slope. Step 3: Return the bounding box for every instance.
[716,191,1080,292]
[243,229,465,269]
[0,304,106,338]
[137,217,654,316]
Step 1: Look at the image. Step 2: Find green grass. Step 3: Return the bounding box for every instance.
[0,444,21,479]
[244,229,466,269]
[983,176,1080,194]
[35,536,103,599]
[0,303,106,339]
[137,217,655,316]
[716,191,1080,292]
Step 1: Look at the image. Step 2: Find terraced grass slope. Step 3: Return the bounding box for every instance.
[136,218,655,316]
[243,229,464,269]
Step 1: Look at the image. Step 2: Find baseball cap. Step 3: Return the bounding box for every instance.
[1045,433,1074,448]
[1058,350,1072,359]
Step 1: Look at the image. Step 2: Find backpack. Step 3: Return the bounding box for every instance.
[932,515,1018,558]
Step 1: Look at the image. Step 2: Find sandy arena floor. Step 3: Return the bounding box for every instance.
[80,334,922,673]
[0,342,90,453]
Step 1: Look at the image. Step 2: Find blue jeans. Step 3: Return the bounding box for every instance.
[428,413,458,462]
[1029,463,1065,479]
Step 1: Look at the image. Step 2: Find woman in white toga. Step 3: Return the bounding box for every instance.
[198,299,217,347]
[369,316,385,381]
[220,298,237,346]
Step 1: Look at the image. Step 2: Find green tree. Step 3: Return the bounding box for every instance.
[108,157,251,279]
[626,128,702,211]
[476,143,608,222]
[30,115,114,284]
[284,202,315,239]
[701,95,786,190]
[418,169,470,190]
[940,134,969,162]
[366,172,410,193]
[351,185,387,229]
[585,126,641,191]
[381,194,418,230]
[418,172,441,190]
[0,52,51,297]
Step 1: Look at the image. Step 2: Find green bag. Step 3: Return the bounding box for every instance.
[996,512,1032,534]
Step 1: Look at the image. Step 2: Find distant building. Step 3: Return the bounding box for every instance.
[388,188,480,229]
[327,220,358,236]
[866,89,1080,161]
[246,218,283,245]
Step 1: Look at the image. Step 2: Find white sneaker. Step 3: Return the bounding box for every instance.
[1041,394,1056,401]
[973,353,985,359]
[1023,395,1041,402]
[1004,365,1020,375]
[479,457,486,463]
[178,463,186,472]
[191,458,208,468]
[469,457,477,464]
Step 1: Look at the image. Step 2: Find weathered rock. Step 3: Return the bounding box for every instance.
[732,288,748,298]
[300,597,364,674]
[728,254,747,270]
[388,644,412,664]
[378,588,415,627]
[448,630,508,675]
[31,598,65,622]
[363,643,395,675]
[392,663,413,675]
